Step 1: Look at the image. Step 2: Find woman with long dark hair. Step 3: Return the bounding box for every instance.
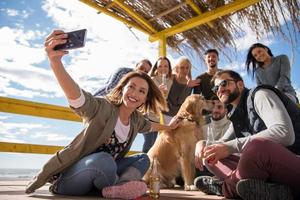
[245,43,298,103]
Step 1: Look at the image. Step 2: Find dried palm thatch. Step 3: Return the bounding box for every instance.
[83,0,300,57]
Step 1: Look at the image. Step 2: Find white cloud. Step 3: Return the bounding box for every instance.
[295,87,300,102]
[0,137,25,143]
[0,8,31,18]
[0,115,9,120]
[0,121,46,144]
[30,132,72,142]
[228,14,275,52]
[0,121,45,136]
[1,8,18,17]
[0,120,72,144]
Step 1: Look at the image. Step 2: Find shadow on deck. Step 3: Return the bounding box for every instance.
[0,179,227,200]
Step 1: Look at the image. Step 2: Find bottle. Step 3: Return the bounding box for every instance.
[206,124,215,146]
[162,74,167,85]
[204,124,216,164]
[161,74,168,97]
[149,157,160,199]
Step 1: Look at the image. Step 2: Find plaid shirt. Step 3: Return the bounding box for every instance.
[94,67,133,96]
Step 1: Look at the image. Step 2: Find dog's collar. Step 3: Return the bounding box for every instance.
[178,116,201,126]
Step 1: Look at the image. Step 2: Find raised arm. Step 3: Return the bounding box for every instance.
[45,30,81,100]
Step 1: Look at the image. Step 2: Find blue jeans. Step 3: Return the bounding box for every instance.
[55,152,150,195]
[142,131,158,153]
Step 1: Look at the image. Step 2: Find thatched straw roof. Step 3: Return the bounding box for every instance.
[80,0,300,57]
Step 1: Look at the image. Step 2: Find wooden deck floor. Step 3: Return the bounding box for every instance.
[0,179,227,200]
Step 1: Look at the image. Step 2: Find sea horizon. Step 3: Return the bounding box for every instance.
[0,168,39,180]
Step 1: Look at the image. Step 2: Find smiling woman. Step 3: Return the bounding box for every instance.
[245,43,299,103]
[24,29,181,199]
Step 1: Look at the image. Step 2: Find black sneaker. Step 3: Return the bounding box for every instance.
[48,179,59,194]
[236,179,293,200]
[194,176,223,196]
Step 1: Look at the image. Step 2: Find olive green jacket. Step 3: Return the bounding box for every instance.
[25,90,151,193]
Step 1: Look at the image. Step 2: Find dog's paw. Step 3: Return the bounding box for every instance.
[184,184,198,191]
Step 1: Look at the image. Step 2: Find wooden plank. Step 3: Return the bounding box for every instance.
[0,180,226,200]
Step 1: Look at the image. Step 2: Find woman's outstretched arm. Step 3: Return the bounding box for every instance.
[45,30,81,100]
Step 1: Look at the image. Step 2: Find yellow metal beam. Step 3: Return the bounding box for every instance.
[79,0,151,35]
[113,0,157,34]
[185,0,214,28]
[0,96,81,122]
[149,0,261,42]
[0,142,64,154]
[159,37,167,56]
[0,141,141,155]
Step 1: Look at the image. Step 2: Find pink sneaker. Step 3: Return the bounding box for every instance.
[102,181,147,200]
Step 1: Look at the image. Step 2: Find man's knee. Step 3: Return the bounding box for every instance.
[243,138,272,155]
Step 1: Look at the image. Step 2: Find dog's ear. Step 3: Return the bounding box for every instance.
[177,96,192,118]
[185,100,195,115]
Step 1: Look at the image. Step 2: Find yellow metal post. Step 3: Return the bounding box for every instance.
[149,0,261,42]
[159,37,167,57]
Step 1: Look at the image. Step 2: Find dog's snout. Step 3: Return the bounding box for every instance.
[204,100,214,111]
[202,109,212,115]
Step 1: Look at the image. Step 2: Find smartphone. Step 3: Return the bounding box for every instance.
[54,29,87,50]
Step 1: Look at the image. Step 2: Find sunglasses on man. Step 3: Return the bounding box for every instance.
[212,79,236,93]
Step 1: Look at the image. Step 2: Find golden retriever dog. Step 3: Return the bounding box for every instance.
[143,94,211,190]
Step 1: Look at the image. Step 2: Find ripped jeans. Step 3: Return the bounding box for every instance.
[55,152,150,195]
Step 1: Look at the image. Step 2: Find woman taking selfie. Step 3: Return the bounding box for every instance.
[25,30,180,199]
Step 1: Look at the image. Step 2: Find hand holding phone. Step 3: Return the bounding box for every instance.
[54,29,87,50]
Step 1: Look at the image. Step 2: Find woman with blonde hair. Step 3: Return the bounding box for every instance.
[163,56,200,123]
[25,30,180,199]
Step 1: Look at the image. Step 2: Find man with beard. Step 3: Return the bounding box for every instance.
[193,49,220,100]
[194,70,300,200]
[203,95,231,140]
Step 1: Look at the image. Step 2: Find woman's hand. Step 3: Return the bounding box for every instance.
[150,117,180,132]
[187,79,200,87]
[44,30,81,100]
[158,84,168,97]
[168,115,182,129]
[44,30,69,61]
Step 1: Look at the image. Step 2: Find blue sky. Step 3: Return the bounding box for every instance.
[0,0,299,169]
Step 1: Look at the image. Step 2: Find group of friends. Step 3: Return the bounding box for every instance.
[25,30,300,200]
